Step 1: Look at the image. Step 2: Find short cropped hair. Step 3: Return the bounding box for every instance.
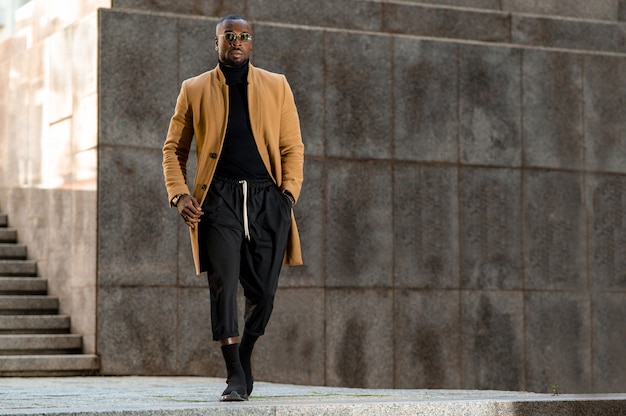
[217,14,247,25]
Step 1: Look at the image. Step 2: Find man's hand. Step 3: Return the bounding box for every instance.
[177,194,203,229]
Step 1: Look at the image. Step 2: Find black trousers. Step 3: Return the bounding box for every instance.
[199,176,292,340]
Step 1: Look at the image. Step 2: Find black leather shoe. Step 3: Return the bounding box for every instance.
[220,390,248,402]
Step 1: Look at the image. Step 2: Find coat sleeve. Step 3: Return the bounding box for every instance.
[278,76,305,203]
[162,81,195,204]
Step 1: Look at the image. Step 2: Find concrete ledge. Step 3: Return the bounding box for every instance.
[0,377,623,416]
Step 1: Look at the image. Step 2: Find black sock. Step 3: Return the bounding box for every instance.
[220,343,247,399]
[239,333,259,396]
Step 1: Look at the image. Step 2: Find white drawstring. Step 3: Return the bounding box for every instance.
[239,180,250,241]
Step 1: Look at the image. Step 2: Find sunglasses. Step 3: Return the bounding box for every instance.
[219,32,253,43]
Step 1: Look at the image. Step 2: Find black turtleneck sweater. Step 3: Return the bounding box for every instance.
[214,62,270,180]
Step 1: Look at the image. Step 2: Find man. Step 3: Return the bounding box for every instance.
[162,14,304,402]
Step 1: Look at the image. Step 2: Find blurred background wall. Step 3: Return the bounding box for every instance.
[1,0,625,393]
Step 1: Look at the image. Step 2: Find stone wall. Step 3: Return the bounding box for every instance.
[96,0,626,394]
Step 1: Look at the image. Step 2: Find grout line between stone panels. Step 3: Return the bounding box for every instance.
[519,47,528,391]
[389,33,397,389]
[580,53,595,393]
[321,27,329,388]
[455,42,464,389]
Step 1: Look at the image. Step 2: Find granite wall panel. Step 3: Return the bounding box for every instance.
[461,291,524,390]
[583,54,626,174]
[525,292,591,393]
[397,0,500,10]
[326,161,393,288]
[523,170,586,291]
[254,288,326,387]
[247,0,383,32]
[252,24,325,158]
[394,164,459,289]
[326,289,394,388]
[522,50,583,170]
[393,39,458,163]
[512,15,626,54]
[98,146,178,287]
[325,32,393,160]
[177,15,219,82]
[394,289,462,389]
[176,287,221,375]
[459,167,522,289]
[382,2,511,43]
[97,286,178,374]
[111,0,239,17]
[502,0,618,21]
[586,174,626,291]
[99,9,178,149]
[592,292,626,392]
[459,45,522,167]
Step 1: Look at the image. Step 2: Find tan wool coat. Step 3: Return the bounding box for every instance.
[162,63,304,275]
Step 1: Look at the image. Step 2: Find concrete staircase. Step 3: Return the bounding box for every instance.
[0,212,99,376]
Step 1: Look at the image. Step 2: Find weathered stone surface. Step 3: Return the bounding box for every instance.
[525,291,592,393]
[97,286,178,374]
[394,164,459,289]
[326,288,394,388]
[99,9,178,149]
[522,50,583,170]
[583,54,626,174]
[395,289,462,388]
[326,161,393,288]
[459,168,522,289]
[459,45,522,167]
[325,33,393,160]
[461,291,524,391]
[523,170,586,291]
[394,39,458,163]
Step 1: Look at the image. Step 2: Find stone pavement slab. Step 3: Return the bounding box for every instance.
[0,377,624,415]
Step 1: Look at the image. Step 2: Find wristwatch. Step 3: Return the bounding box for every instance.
[171,193,186,207]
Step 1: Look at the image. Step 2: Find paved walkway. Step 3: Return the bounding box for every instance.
[0,376,624,415]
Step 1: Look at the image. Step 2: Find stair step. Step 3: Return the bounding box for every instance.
[0,277,47,295]
[0,334,83,355]
[0,354,99,376]
[0,243,27,260]
[0,296,58,315]
[0,228,17,243]
[0,214,6,227]
[0,260,37,276]
[0,315,70,334]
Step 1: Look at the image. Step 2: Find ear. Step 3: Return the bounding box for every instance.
[214,38,219,51]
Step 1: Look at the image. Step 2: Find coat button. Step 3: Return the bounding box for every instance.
[201,184,207,190]
[210,152,218,158]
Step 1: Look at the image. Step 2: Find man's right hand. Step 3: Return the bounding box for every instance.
[176,194,204,229]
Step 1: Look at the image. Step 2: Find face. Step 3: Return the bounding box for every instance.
[215,19,252,67]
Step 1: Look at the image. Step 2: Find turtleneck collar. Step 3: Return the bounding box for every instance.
[219,61,249,86]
